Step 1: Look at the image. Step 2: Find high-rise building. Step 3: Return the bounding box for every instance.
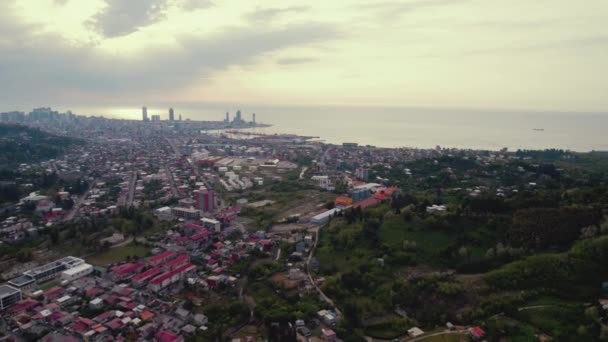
[252,113,256,123]
[169,108,174,121]
[151,115,160,121]
[194,187,217,213]
[179,114,182,121]
[225,112,230,123]
[235,110,242,123]
[142,107,148,121]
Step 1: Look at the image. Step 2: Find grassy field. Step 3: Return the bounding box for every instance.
[87,244,149,266]
[39,280,60,291]
[416,333,470,342]
[513,305,593,341]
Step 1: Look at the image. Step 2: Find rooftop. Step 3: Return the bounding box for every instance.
[0,284,20,297]
[9,274,36,286]
[24,256,84,277]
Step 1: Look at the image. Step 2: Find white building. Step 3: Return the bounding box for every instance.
[408,327,425,338]
[426,204,447,213]
[23,256,85,283]
[311,175,334,191]
[311,208,342,225]
[61,263,94,282]
[201,218,221,232]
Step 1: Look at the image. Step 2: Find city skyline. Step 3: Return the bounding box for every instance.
[0,0,607,114]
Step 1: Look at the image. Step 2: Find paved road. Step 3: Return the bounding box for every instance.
[126,171,137,207]
[165,136,201,178]
[320,147,332,164]
[164,165,179,198]
[165,136,181,158]
[299,167,309,180]
[306,226,341,316]
[62,179,97,222]
[518,305,555,311]
[407,330,468,342]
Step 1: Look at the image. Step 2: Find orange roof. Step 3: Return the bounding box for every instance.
[140,310,155,321]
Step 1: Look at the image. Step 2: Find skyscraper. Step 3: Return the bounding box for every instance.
[194,187,217,213]
[236,110,242,123]
[169,108,174,121]
[252,113,256,123]
[225,112,229,123]
[142,106,148,121]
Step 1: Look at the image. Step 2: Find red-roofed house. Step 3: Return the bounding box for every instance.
[43,287,64,301]
[85,287,104,298]
[164,254,190,270]
[112,263,145,280]
[148,251,177,266]
[189,230,212,249]
[322,328,337,341]
[469,327,486,340]
[258,239,273,251]
[148,263,196,292]
[132,267,163,287]
[140,310,155,321]
[9,299,40,315]
[106,318,124,331]
[155,330,184,342]
[334,196,353,207]
[353,197,380,209]
[183,223,205,232]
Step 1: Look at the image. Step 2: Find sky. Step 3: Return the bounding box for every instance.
[1,0,607,116]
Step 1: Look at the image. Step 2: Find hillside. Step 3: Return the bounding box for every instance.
[0,124,80,169]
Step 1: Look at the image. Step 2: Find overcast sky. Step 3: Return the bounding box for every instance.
[1,0,607,114]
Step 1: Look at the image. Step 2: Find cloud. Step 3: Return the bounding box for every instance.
[358,0,469,19]
[180,0,213,11]
[87,0,169,38]
[0,1,340,106]
[276,57,319,65]
[245,6,310,23]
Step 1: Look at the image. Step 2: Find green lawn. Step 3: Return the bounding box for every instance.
[87,244,149,266]
[513,305,593,341]
[379,216,455,251]
[39,280,60,291]
[416,333,470,342]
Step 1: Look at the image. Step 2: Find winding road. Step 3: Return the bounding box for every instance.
[306,226,341,316]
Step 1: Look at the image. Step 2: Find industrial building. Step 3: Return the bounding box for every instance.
[0,285,22,310]
[311,208,342,225]
[21,256,85,284]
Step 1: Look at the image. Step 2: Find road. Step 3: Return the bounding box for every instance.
[126,171,137,207]
[275,248,281,261]
[165,136,201,178]
[165,136,181,158]
[306,226,341,316]
[50,161,61,177]
[299,167,308,180]
[62,179,97,222]
[406,330,468,342]
[164,165,179,198]
[320,147,332,165]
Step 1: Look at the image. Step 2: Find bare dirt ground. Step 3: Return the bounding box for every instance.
[269,222,316,234]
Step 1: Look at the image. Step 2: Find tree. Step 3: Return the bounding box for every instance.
[183,299,194,311]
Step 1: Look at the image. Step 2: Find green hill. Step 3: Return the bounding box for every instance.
[0,124,80,169]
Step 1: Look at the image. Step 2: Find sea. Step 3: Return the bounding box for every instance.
[83,104,608,152]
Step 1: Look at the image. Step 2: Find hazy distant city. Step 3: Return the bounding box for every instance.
[1,0,608,341]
